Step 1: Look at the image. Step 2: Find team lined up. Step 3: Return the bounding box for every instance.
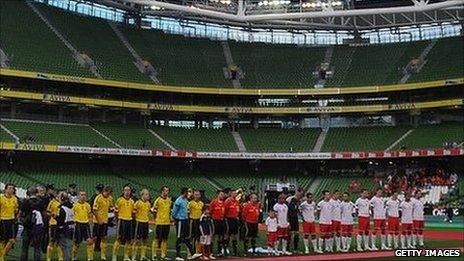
[266,188,425,256]
[0,183,425,261]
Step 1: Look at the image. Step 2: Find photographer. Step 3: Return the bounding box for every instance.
[56,191,75,261]
[20,186,46,261]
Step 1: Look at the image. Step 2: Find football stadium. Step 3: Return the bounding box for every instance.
[0,0,463,260]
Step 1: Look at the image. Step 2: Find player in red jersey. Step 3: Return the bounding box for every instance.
[241,193,261,256]
[209,190,226,256]
[224,190,241,256]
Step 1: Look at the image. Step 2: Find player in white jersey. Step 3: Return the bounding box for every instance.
[355,189,372,251]
[386,192,401,249]
[340,192,356,252]
[399,193,414,249]
[299,193,322,254]
[412,191,425,247]
[316,190,333,253]
[273,194,292,255]
[329,191,342,252]
[370,188,389,250]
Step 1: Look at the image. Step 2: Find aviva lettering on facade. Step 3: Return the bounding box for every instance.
[225,107,254,114]
[43,94,71,103]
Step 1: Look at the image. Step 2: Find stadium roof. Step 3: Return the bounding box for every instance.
[93,0,464,30]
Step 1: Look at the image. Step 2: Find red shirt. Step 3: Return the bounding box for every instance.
[242,202,260,223]
[224,198,240,218]
[210,198,225,220]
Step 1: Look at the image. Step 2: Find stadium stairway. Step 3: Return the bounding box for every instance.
[0,0,92,77]
[0,119,118,148]
[221,41,242,88]
[385,129,415,151]
[107,22,160,83]
[26,1,101,78]
[394,122,464,150]
[231,131,247,152]
[36,3,151,83]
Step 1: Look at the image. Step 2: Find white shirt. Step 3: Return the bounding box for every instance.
[265,217,278,232]
[355,198,370,217]
[276,182,290,192]
[273,203,289,228]
[340,201,356,225]
[400,200,413,224]
[317,200,332,225]
[412,198,424,221]
[386,198,400,218]
[329,199,342,222]
[370,196,386,220]
[299,201,315,223]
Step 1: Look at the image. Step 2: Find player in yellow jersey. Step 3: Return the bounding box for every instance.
[131,189,151,261]
[151,186,172,261]
[112,185,135,261]
[46,190,64,261]
[188,190,204,255]
[92,186,113,261]
[72,190,93,261]
[0,183,19,261]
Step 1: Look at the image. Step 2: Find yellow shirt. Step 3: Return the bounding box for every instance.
[188,200,204,220]
[46,198,60,226]
[115,197,134,221]
[152,196,172,225]
[134,199,151,223]
[73,201,91,223]
[93,194,113,223]
[0,195,18,220]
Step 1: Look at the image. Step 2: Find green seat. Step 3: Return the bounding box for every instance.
[152,126,238,152]
[1,120,115,147]
[395,122,464,150]
[239,128,320,152]
[92,123,168,150]
[36,3,150,83]
[322,126,410,152]
[0,0,90,77]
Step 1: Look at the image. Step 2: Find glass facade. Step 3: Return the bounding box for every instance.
[37,0,462,45]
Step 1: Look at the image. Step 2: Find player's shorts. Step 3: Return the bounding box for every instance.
[319,223,332,235]
[244,222,258,238]
[267,232,277,246]
[303,221,316,234]
[74,222,91,244]
[213,219,225,236]
[46,224,58,243]
[358,216,370,234]
[341,224,353,234]
[388,217,400,233]
[225,217,239,235]
[116,219,133,243]
[331,220,341,233]
[374,219,386,232]
[189,218,200,239]
[0,219,15,241]
[175,219,190,239]
[200,235,212,245]
[155,224,170,240]
[413,220,424,231]
[401,223,413,234]
[92,223,108,238]
[277,226,289,239]
[134,221,149,240]
[289,217,299,232]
